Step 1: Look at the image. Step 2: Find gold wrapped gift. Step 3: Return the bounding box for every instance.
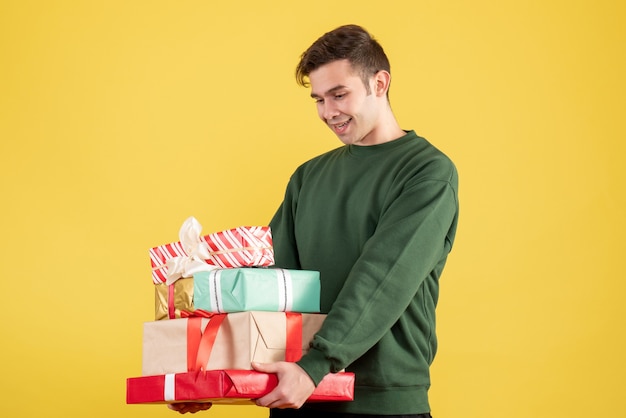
[155,278,194,320]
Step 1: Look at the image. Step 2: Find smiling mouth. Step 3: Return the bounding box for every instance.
[337,119,350,128]
[332,118,352,131]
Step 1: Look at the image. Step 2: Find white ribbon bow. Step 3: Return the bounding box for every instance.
[164,216,217,285]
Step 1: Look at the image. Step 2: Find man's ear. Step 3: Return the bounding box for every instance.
[373,70,391,97]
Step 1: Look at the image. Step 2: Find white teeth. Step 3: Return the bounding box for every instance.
[336,119,351,128]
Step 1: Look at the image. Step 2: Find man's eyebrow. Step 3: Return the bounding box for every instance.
[310,85,348,98]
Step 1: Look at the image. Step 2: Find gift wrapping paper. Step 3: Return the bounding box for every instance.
[126,369,355,404]
[150,224,274,284]
[193,268,320,313]
[142,311,326,376]
[155,278,194,320]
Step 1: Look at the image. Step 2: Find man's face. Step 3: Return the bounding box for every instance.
[309,59,381,146]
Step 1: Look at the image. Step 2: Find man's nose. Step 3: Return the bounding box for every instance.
[322,102,340,120]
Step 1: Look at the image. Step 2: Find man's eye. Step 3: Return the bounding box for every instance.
[335,94,344,100]
[315,98,324,104]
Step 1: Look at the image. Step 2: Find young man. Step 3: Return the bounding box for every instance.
[170,24,459,417]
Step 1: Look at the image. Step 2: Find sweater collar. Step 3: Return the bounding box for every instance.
[346,130,418,156]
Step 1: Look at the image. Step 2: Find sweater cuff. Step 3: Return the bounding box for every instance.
[296,347,333,386]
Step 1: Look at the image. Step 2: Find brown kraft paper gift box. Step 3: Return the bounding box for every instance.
[142,311,326,376]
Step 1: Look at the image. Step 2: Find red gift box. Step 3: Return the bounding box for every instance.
[126,369,355,404]
[150,224,274,284]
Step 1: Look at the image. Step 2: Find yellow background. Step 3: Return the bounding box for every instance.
[1,1,624,417]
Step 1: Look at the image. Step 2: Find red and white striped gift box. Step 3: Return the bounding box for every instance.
[149,225,274,284]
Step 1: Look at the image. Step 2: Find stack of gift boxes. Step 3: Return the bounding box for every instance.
[126,217,354,405]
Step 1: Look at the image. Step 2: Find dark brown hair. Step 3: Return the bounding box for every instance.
[295,24,391,94]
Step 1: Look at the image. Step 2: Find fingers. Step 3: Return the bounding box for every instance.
[252,362,316,410]
[252,363,280,407]
[251,361,275,373]
[255,385,304,410]
[167,402,212,414]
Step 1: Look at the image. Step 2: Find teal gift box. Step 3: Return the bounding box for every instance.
[193,268,320,313]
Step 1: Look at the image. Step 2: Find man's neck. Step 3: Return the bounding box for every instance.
[358,110,405,146]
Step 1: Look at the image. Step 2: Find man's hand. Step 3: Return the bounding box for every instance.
[252,361,316,409]
[167,402,212,414]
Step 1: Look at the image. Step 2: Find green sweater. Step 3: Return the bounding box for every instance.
[269,130,459,414]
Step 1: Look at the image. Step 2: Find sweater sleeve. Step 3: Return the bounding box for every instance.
[269,174,302,270]
[297,167,459,384]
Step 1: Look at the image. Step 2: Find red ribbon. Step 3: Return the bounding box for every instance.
[167,283,176,319]
[186,314,226,372]
[181,309,215,318]
[195,314,226,371]
[285,312,303,362]
[186,317,202,371]
[185,312,304,372]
